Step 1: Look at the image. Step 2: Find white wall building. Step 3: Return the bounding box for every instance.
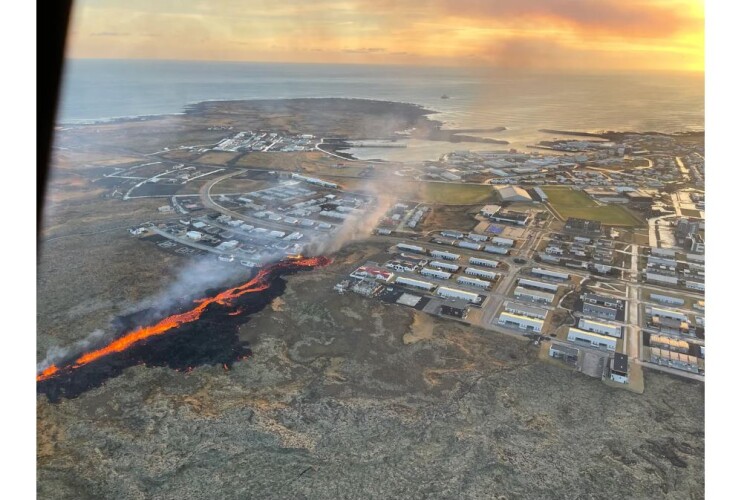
[469,257,499,268]
[531,268,569,281]
[577,318,622,338]
[420,268,452,280]
[436,286,480,303]
[457,276,492,289]
[431,250,460,261]
[567,328,617,351]
[430,261,460,272]
[518,278,558,293]
[514,287,554,304]
[395,276,435,291]
[497,312,543,333]
[465,267,497,280]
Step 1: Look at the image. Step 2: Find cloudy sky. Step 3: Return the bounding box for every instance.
[66,0,704,71]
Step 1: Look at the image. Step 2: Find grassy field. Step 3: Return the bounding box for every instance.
[341,179,497,205]
[543,186,644,227]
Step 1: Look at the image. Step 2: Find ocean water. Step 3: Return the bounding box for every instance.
[58,59,703,157]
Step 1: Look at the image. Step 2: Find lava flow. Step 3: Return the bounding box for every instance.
[37,255,330,384]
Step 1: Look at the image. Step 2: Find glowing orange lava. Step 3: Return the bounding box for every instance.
[36,256,329,382]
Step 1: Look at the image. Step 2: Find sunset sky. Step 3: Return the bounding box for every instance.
[66,0,704,72]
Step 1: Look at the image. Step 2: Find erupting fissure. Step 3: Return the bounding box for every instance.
[36,256,330,382]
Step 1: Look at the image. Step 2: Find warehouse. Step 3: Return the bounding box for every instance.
[429,260,460,272]
[549,343,578,363]
[465,267,497,280]
[649,334,690,354]
[491,236,514,247]
[650,348,699,373]
[440,230,464,239]
[431,250,460,261]
[646,271,679,285]
[650,293,685,306]
[686,280,705,291]
[458,241,483,251]
[504,302,548,320]
[436,286,481,303]
[648,307,688,322]
[467,233,489,242]
[484,245,510,255]
[395,276,435,291]
[651,247,676,258]
[469,257,499,268]
[582,302,617,320]
[497,312,543,333]
[518,278,558,293]
[531,267,569,281]
[514,286,554,305]
[648,255,678,268]
[581,293,622,309]
[420,267,452,280]
[567,328,617,351]
[396,243,426,254]
[577,318,622,338]
[495,185,533,202]
[457,276,492,289]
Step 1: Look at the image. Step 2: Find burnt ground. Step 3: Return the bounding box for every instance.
[37,242,704,499]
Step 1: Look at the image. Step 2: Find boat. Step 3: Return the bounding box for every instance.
[441,94,450,99]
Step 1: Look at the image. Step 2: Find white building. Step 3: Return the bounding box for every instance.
[467,233,489,242]
[185,231,203,240]
[420,268,452,280]
[567,328,617,351]
[395,276,435,291]
[497,312,543,333]
[431,250,460,261]
[514,286,554,304]
[504,302,548,320]
[457,241,482,251]
[531,268,569,281]
[518,278,558,293]
[484,245,509,255]
[577,318,622,338]
[646,272,679,285]
[650,293,684,306]
[436,286,480,303]
[457,276,491,289]
[495,185,532,202]
[465,267,497,280]
[686,281,705,291]
[430,261,460,272]
[397,243,426,254]
[469,257,499,268]
[648,307,688,322]
[491,236,514,247]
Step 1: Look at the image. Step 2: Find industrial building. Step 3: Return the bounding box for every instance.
[531,268,569,281]
[497,312,543,333]
[567,328,617,351]
[650,293,685,306]
[430,261,460,272]
[495,185,533,202]
[581,293,622,309]
[431,250,460,261]
[646,271,679,285]
[686,281,705,291]
[395,276,435,291]
[651,247,676,258]
[582,302,618,320]
[467,233,488,242]
[290,173,338,189]
[577,318,622,338]
[514,286,554,305]
[484,245,510,255]
[396,243,426,254]
[436,286,480,303]
[650,348,699,373]
[491,236,514,247]
[649,334,690,354]
[465,267,497,280]
[609,353,629,384]
[518,278,558,293]
[648,307,688,322]
[441,230,464,239]
[420,268,452,280]
[457,276,492,289]
[489,211,531,226]
[457,241,483,251]
[504,302,548,320]
[469,257,499,268]
[549,343,578,363]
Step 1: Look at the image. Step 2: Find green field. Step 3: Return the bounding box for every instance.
[543,186,644,227]
[420,183,496,204]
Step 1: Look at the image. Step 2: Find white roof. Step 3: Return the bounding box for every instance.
[495,185,532,202]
